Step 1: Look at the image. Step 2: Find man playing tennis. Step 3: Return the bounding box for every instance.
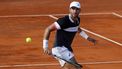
[43,1,97,69]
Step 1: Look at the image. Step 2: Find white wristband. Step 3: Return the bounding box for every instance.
[80,31,89,39]
[43,40,48,49]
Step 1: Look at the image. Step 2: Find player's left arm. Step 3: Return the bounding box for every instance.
[78,27,97,45]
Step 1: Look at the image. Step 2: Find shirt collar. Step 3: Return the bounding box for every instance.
[69,14,74,23]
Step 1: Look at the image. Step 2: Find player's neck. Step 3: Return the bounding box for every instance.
[71,16,78,22]
[69,14,79,23]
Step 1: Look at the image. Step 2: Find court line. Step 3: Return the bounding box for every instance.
[112,12,122,18]
[81,28,122,46]
[0,12,121,18]
[48,15,122,46]
[0,63,59,68]
[0,12,112,18]
[1,60,122,68]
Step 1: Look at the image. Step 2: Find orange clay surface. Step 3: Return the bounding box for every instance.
[0,0,122,69]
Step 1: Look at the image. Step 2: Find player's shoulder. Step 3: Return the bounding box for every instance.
[58,15,69,20]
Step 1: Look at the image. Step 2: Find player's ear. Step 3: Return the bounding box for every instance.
[69,8,71,13]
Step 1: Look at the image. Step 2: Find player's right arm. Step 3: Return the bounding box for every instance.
[43,22,60,55]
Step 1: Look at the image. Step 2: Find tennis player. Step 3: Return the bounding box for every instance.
[43,1,97,69]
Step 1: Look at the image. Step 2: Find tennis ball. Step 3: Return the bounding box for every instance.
[26,37,32,43]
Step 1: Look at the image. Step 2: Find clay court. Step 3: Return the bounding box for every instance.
[0,0,122,69]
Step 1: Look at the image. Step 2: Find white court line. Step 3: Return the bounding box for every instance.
[48,15,122,46]
[0,63,59,68]
[81,28,122,46]
[49,15,58,20]
[1,60,122,68]
[81,12,112,15]
[0,12,121,18]
[112,12,122,18]
[0,12,113,18]
[0,14,49,18]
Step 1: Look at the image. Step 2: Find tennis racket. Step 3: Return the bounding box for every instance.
[52,54,82,68]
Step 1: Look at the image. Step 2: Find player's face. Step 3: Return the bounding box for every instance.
[70,7,81,18]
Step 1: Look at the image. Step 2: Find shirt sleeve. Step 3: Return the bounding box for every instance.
[54,22,61,29]
[56,18,67,29]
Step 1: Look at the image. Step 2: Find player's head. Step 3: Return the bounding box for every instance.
[69,1,81,18]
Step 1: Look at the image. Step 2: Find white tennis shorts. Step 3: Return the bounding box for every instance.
[52,46,74,67]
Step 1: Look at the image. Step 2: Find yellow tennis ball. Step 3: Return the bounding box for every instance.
[26,37,32,43]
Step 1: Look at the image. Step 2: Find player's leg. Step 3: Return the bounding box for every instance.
[52,46,82,69]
